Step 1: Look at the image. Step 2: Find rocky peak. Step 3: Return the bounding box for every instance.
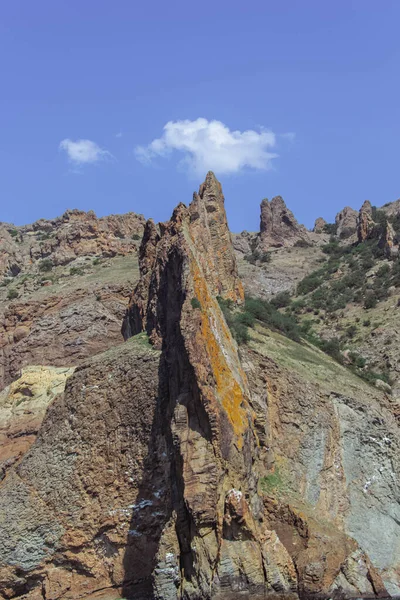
[335,206,358,239]
[123,172,243,344]
[258,195,310,249]
[357,200,375,243]
[313,217,327,233]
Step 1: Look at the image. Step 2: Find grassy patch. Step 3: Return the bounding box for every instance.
[260,466,286,495]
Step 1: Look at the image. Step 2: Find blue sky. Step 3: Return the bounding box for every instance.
[1,1,400,232]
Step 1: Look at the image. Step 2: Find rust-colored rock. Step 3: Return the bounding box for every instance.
[258,196,310,249]
[0,282,136,391]
[357,200,375,243]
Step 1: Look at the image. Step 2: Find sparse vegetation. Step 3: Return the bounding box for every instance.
[244,249,271,265]
[323,223,338,235]
[7,288,18,300]
[260,466,285,495]
[38,258,54,272]
[294,239,311,248]
[132,233,141,240]
[69,266,85,276]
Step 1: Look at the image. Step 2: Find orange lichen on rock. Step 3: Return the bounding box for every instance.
[190,257,249,447]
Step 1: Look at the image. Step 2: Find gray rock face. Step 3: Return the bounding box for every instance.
[258,196,310,249]
[335,206,358,239]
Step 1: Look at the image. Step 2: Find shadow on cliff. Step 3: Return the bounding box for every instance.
[121,248,213,599]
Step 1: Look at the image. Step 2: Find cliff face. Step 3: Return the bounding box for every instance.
[0,176,400,599]
[0,209,144,391]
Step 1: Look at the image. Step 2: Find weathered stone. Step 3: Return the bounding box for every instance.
[313,217,327,233]
[378,220,399,258]
[258,196,310,249]
[335,206,358,239]
[357,200,375,243]
[0,365,74,479]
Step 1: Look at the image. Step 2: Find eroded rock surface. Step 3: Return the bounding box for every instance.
[335,206,358,240]
[0,210,145,278]
[0,280,136,391]
[258,196,310,250]
[313,217,327,233]
[357,200,375,243]
[0,365,74,479]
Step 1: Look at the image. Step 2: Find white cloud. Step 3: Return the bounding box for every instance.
[116,131,123,138]
[59,138,111,165]
[135,118,278,175]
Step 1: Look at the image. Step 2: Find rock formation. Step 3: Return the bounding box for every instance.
[0,175,399,599]
[335,206,358,239]
[0,282,136,391]
[357,200,375,243]
[0,209,145,391]
[0,366,74,480]
[313,217,327,233]
[379,220,399,258]
[258,196,310,250]
[0,209,145,278]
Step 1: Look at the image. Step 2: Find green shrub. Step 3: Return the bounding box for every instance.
[297,273,323,295]
[294,239,311,248]
[345,324,358,339]
[323,223,338,235]
[364,293,377,309]
[270,291,291,308]
[38,258,53,272]
[245,296,301,341]
[191,297,201,310]
[70,266,85,276]
[7,288,18,300]
[363,319,371,327]
[132,233,141,240]
[92,257,101,265]
[8,229,18,238]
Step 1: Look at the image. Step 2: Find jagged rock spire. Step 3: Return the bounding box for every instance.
[357,200,375,243]
[335,206,358,239]
[258,195,310,249]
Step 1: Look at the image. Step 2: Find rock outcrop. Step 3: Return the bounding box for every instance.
[335,206,358,240]
[0,366,74,480]
[313,217,327,233]
[379,220,399,258]
[257,196,310,250]
[0,282,136,391]
[0,209,145,278]
[357,200,375,243]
